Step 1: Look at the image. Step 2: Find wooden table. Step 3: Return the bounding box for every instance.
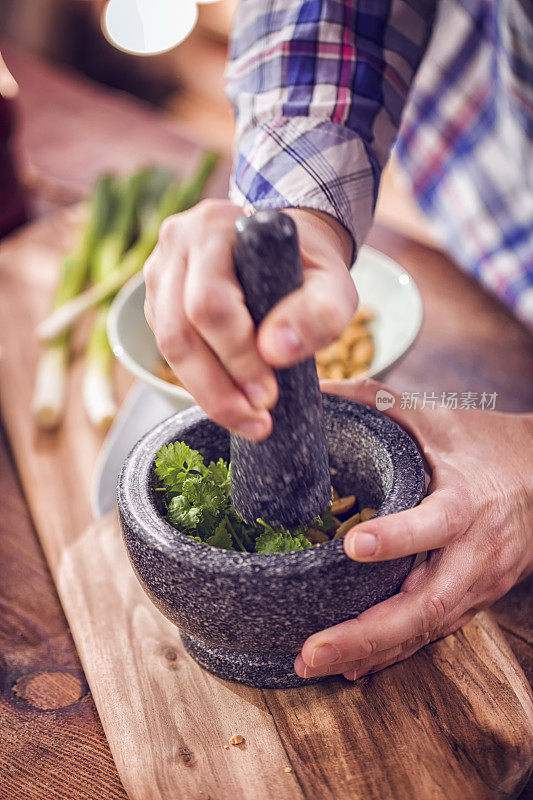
[1,44,532,800]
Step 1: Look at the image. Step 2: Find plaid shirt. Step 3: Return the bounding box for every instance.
[226,0,533,329]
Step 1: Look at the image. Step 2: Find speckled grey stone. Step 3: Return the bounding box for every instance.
[230,212,331,527]
[117,394,425,689]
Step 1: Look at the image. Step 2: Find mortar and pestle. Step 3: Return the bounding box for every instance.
[117,212,425,688]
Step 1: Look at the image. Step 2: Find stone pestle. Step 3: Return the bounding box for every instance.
[230,211,331,528]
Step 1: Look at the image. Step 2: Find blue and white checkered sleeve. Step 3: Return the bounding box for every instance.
[225,0,435,253]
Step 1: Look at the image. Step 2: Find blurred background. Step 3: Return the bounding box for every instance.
[0,0,436,246]
[1,0,238,154]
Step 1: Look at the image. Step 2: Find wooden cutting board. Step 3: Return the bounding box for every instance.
[1,209,532,800]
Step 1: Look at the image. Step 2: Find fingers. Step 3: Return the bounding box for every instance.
[257,211,358,367]
[294,633,430,680]
[183,224,278,412]
[145,230,272,440]
[258,263,357,367]
[342,487,469,562]
[297,547,474,676]
[145,199,358,437]
[342,635,433,681]
[163,326,272,439]
[339,610,477,681]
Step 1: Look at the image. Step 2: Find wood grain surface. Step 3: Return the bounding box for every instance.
[0,426,127,800]
[57,512,533,800]
[1,199,533,800]
[1,42,533,800]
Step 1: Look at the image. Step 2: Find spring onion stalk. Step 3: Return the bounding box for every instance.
[134,167,174,233]
[36,152,218,344]
[82,303,116,430]
[32,178,114,428]
[32,330,69,430]
[82,172,145,430]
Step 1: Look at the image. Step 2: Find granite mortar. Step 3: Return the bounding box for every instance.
[117,393,425,688]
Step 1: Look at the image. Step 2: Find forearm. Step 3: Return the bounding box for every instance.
[226,0,436,255]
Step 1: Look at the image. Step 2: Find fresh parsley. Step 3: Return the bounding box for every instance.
[154,441,334,553]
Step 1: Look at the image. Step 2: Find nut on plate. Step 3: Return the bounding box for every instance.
[229,734,245,746]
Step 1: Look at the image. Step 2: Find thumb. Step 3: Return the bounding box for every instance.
[257,259,357,367]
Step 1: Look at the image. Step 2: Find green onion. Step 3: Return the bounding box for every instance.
[32,178,114,428]
[82,172,144,430]
[36,152,218,344]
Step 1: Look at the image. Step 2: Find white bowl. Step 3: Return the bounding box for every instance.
[354,246,423,377]
[107,274,194,409]
[107,245,423,408]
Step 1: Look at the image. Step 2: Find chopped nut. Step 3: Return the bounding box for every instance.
[331,495,356,515]
[229,734,245,746]
[326,363,345,380]
[306,527,330,544]
[315,306,375,380]
[360,507,377,522]
[353,338,375,366]
[284,766,293,773]
[333,513,361,539]
[223,745,230,750]
[353,307,375,323]
[317,340,348,362]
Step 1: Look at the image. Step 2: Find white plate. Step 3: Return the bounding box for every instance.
[107,245,423,407]
[91,382,177,517]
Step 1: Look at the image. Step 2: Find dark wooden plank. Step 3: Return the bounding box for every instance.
[493,576,533,669]
[0,424,127,800]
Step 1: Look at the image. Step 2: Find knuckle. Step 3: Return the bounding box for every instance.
[390,515,418,557]
[143,257,156,292]
[158,215,178,247]
[349,619,379,659]
[490,563,515,598]
[186,286,233,328]
[209,403,247,432]
[421,593,448,631]
[440,501,456,537]
[157,323,193,364]
[195,197,225,224]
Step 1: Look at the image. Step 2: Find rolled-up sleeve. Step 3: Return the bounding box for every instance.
[225,0,435,253]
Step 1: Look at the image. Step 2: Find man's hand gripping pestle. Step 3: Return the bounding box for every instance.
[230,211,331,528]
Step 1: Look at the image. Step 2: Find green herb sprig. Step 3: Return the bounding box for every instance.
[154,442,334,553]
